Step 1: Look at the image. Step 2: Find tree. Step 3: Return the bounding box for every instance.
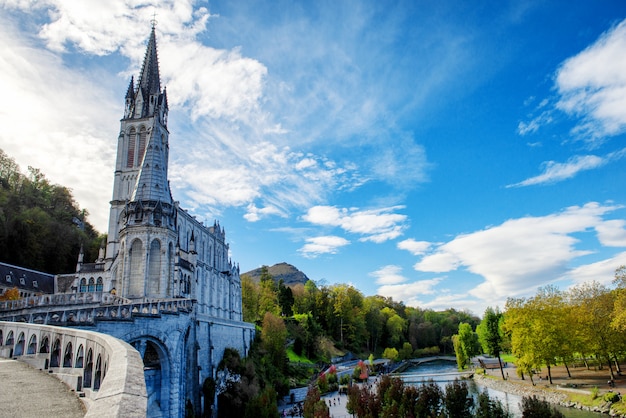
[520,395,564,418]
[261,312,288,372]
[258,267,280,318]
[382,347,399,362]
[0,287,19,301]
[303,385,329,418]
[241,275,259,322]
[477,307,506,379]
[453,322,479,370]
[442,380,473,418]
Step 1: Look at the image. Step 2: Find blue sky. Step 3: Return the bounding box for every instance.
[2,0,626,315]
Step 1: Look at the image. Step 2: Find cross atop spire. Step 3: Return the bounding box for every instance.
[138,26,161,97]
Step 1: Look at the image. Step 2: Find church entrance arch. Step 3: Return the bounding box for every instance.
[130,337,170,418]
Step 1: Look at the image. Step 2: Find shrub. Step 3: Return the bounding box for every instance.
[591,386,599,400]
[519,395,564,418]
[604,391,621,403]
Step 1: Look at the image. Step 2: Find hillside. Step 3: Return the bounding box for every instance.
[242,262,309,286]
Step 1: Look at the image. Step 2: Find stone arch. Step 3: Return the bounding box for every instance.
[96,277,103,292]
[128,238,144,297]
[130,336,171,417]
[148,239,161,296]
[14,332,25,356]
[27,334,37,355]
[94,354,102,390]
[75,344,84,368]
[80,278,87,292]
[39,336,49,353]
[50,338,61,367]
[88,277,95,292]
[63,342,73,367]
[5,330,13,346]
[84,348,93,388]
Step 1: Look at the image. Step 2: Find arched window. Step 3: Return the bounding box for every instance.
[84,349,93,388]
[50,339,61,367]
[96,277,103,292]
[80,278,87,292]
[14,332,25,356]
[5,331,14,346]
[94,354,102,390]
[138,126,147,165]
[27,334,37,355]
[39,336,49,353]
[129,239,144,297]
[63,342,73,367]
[127,127,136,168]
[148,239,161,295]
[75,345,84,368]
[88,278,95,292]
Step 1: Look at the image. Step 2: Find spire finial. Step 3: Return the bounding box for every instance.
[150,11,158,29]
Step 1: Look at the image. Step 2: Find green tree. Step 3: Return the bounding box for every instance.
[476,307,506,379]
[382,347,399,362]
[443,380,473,418]
[241,275,259,322]
[453,322,479,370]
[261,312,288,372]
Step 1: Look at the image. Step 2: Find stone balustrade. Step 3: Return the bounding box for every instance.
[0,297,194,326]
[0,292,130,312]
[0,321,147,417]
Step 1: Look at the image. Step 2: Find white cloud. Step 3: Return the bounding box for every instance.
[0,15,117,231]
[370,265,407,285]
[302,205,408,243]
[555,19,626,142]
[298,235,350,258]
[596,220,626,247]
[414,202,621,299]
[517,111,553,136]
[564,251,626,286]
[507,154,606,187]
[377,277,444,308]
[397,238,431,255]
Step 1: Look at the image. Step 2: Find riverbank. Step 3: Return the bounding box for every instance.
[473,364,626,416]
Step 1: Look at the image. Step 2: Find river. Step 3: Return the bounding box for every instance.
[399,360,603,417]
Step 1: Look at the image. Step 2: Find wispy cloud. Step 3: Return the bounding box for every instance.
[414,202,623,299]
[302,205,408,243]
[298,235,350,258]
[555,19,626,143]
[507,148,626,188]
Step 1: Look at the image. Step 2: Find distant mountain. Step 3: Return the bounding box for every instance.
[242,262,310,286]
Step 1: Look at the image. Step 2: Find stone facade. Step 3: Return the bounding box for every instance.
[0,25,254,418]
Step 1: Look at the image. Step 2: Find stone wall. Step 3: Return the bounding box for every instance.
[0,321,147,417]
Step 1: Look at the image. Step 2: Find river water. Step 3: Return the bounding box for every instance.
[400,360,603,418]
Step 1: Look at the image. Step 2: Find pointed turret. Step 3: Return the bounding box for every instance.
[139,26,161,96]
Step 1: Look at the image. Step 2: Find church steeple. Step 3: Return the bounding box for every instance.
[106,26,174,263]
[138,26,161,98]
[124,26,168,121]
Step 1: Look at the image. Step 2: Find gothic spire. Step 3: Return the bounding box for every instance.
[138,26,161,97]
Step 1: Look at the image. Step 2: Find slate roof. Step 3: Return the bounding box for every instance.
[0,262,55,294]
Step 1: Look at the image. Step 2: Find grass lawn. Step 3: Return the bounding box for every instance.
[287,347,314,364]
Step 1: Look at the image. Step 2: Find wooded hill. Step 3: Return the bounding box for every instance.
[0,149,102,274]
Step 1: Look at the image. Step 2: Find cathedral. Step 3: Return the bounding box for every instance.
[57,26,254,416]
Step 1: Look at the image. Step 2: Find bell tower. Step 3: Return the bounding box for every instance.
[105,25,177,298]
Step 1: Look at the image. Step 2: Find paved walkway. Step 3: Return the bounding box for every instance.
[0,359,85,418]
